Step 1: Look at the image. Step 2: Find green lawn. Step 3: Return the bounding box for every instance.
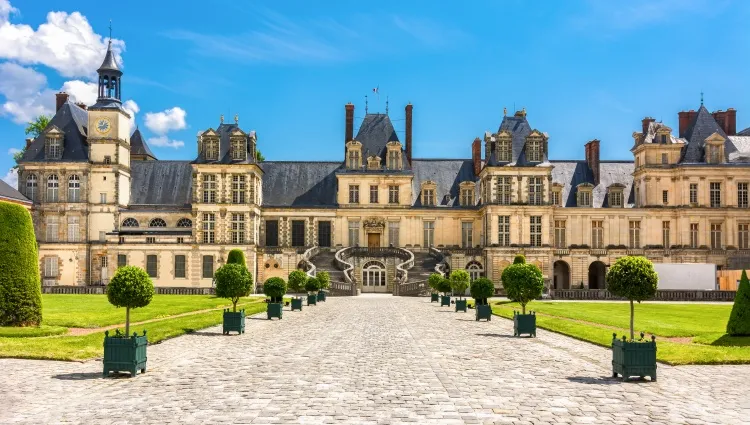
[490,301,750,365]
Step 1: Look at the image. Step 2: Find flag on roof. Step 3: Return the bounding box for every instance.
[372,86,379,94]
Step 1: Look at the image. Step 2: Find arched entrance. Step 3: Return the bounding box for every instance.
[466,261,484,282]
[588,261,607,289]
[362,261,387,293]
[553,260,570,289]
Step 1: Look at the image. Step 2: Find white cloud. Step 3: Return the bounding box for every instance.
[2,167,18,189]
[144,107,187,135]
[0,62,53,123]
[0,1,124,78]
[60,80,97,105]
[147,135,184,149]
[7,147,20,155]
[570,0,723,32]
[122,99,139,132]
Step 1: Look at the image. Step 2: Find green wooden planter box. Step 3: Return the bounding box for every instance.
[440,295,451,306]
[317,290,327,302]
[223,309,245,335]
[103,330,148,377]
[612,334,657,381]
[475,304,492,321]
[291,297,303,311]
[267,302,283,320]
[307,294,318,306]
[455,299,467,312]
[431,293,439,303]
[513,311,536,337]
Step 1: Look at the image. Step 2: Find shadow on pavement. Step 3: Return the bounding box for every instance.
[52,372,104,380]
[566,376,624,385]
[475,333,515,338]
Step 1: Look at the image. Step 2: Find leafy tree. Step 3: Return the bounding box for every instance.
[606,256,658,340]
[428,273,443,294]
[263,277,287,303]
[727,269,750,336]
[226,249,246,267]
[106,266,154,335]
[470,278,495,305]
[305,276,321,294]
[0,202,42,326]
[449,270,470,300]
[214,263,253,312]
[513,254,526,264]
[256,150,265,162]
[13,115,51,169]
[501,262,544,314]
[316,271,330,290]
[288,269,307,297]
[436,278,452,296]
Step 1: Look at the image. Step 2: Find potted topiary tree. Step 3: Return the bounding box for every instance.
[471,277,494,321]
[306,276,320,306]
[288,269,307,312]
[104,265,154,377]
[215,263,253,335]
[727,270,750,336]
[263,277,286,320]
[428,273,442,303]
[317,271,330,302]
[438,277,452,307]
[450,270,470,312]
[501,255,544,337]
[607,255,658,381]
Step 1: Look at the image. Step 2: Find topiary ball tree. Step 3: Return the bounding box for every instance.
[428,273,443,294]
[226,249,246,267]
[606,256,658,341]
[727,269,750,336]
[0,202,42,327]
[470,278,495,306]
[215,263,253,313]
[449,270,470,300]
[437,277,453,296]
[263,277,287,304]
[501,262,543,315]
[305,277,321,294]
[317,271,330,290]
[288,269,307,298]
[513,254,526,264]
[106,266,154,335]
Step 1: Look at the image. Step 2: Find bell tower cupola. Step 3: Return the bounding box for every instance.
[96,38,122,104]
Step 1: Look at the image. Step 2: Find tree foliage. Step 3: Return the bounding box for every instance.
[501,262,543,314]
[513,254,526,264]
[14,115,51,169]
[449,270,470,299]
[727,269,750,336]
[316,271,330,290]
[305,277,320,293]
[606,255,658,340]
[226,249,246,267]
[256,150,265,162]
[0,202,42,326]
[106,266,154,335]
[215,263,253,312]
[428,273,443,293]
[436,278,452,295]
[263,277,287,302]
[470,278,495,305]
[288,269,307,295]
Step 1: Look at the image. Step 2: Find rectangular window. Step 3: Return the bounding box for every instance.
[265,220,279,247]
[231,213,245,244]
[174,255,186,278]
[710,182,721,208]
[496,176,511,205]
[146,254,158,278]
[232,175,246,204]
[177,237,184,244]
[579,190,591,207]
[388,151,399,170]
[68,177,80,202]
[738,183,748,208]
[498,216,510,246]
[592,220,603,249]
[202,213,215,244]
[318,221,331,247]
[67,216,79,242]
[610,191,622,208]
[369,185,378,204]
[349,185,360,204]
[348,221,359,246]
[629,221,640,249]
[100,192,107,204]
[662,190,668,205]
[47,176,59,202]
[422,189,435,206]
[104,155,111,165]
[551,191,560,207]
[690,223,699,248]
[499,140,511,162]
[100,256,108,268]
[527,139,542,162]
[117,254,127,268]
[388,185,399,204]
[662,221,670,248]
[554,220,566,248]
[388,221,400,247]
[202,174,217,203]
[291,220,305,247]
[461,189,473,206]
[661,153,668,164]
[461,222,473,248]
[44,257,57,278]
[711,223,722,249]
[529,216,542,247]
[46,216,58,242]
[146,237,156,244]
[689,183,698,204]
[202,255,214,279]
[528,177,543,205]
[231,139,245,160]
[423,221,435,247]
[739,224,749,250]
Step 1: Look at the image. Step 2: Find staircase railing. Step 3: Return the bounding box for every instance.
[393,248,415,295]
[300,246,319,278]
[396,279,429,296]
[429,246,449,276]
[334,247,355,284]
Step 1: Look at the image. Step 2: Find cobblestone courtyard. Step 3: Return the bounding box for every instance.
[2,296,749,424]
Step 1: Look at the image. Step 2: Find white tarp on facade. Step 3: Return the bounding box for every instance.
[653,263,717,290]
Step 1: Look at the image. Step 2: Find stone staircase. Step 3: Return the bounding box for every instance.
[309,249,352,295]
[407,251,438,283]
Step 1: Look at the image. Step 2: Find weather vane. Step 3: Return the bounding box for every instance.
[365,95,368,114]
[109,19,112,41]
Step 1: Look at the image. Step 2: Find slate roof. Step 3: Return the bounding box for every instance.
[261,161,340,207]
[727,136,750,163]
[97,41,121,74]
[411,159,477,207]
[486,113,549,167]
[551,161,635,208]
[130,128,156,160]
[20,102,89,162]
[130,161,192,206]
[0,179,30,204]
[641,121,686,145]
[739,127,750,136]
[681,105,727,163]
[354,114,402,165]
[193,122,258,165]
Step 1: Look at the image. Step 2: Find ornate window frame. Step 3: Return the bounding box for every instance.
[576,182,594,207]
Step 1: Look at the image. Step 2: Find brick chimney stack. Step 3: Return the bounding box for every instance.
[25,138,33,148]
[405,103,413,163]
[345,103,354,144]
[641,117,656,135]
[472,137,482,176]
[585,139,601,186]
[678,110,697,138]
[75,102,87,111]
[712,108,737,135]
[55,92,69,112]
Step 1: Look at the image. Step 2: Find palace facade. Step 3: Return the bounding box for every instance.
[15,44,750,293]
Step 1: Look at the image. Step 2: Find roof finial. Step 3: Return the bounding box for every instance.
[220,114,224,124]
[234,113,239,124]
[365,95,368,114]
[700,90,704,106]
[503,107,507,116]
[108,20,112,44]
[385,96,389,115]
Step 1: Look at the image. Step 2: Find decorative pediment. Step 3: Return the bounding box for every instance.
[608,183,626,190]
[346,140,362,149]
[421,180,437,189]
[577,182,595,190]
[497,130,512,138]
[363,217,385,230]
[45,126,63,137]
[551,182,564,189]
[386,141,402,149]
[230,128,246,136]
[527,130,547,140]
[459,181,475,190]
[705,132,726,144]
[202,129,218,137]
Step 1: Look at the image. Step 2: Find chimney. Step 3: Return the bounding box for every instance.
[75,102,87,111]
[727,108,737,135]
[25,138,33,148]
[641,117,656,135]
[345,103,354,144]
[405,103,413,163]
[677,110,696,138]
[585,139,601,186]
[55,92,69,112]
[472,137,482,176]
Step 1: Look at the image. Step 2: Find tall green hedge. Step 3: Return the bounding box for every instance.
[226,249,246,267]
[727,270,750,336]
[0,202,42,326]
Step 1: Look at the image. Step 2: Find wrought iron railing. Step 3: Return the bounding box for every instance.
[300,246,319,277]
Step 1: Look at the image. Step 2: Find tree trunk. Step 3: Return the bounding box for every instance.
[125,307,130,336]
[629,299,634,341]
[233,299,237,312]
[522,303,526,315]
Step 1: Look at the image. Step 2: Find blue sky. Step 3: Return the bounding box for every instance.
[2,0,750,187]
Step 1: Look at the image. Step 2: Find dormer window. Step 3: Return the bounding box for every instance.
[45,137,62,159]
[386,141,403,170]
[421,181,437,206]
[204,138,219,161]
[346,141,362,170]
[551,183,563,207]
[367,155,380,170]
[498,133,512,162]
[705,133,725,164]
[661,134,667,144]
[231,138,245,160]
[526,133,544,162]
[459,181,475,206]
[607,184,625,208]
[577,183,593,207]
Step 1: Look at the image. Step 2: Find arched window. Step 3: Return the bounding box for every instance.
[26,174,37,201]
[176,218,192,228]
[466,261,484,282]
[68,174,81,202]
[47,174,59,202]
[149,218,167,227]
[362,261,386,290]
[121,218,139,227]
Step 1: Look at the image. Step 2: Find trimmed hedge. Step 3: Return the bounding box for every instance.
[727,269,750,336]
[226,249,246,267]
[0,202,42,326]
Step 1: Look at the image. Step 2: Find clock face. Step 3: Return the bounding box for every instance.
[96,118,111,134]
